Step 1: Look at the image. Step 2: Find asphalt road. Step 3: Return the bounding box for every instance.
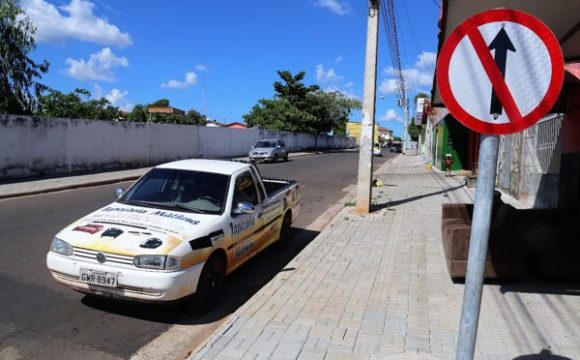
[0,151,396,360]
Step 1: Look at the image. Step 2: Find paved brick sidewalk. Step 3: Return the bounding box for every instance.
[191,155,580,360]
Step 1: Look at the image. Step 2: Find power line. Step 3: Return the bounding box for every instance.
[430,0,441,9]
[400,0,422,53]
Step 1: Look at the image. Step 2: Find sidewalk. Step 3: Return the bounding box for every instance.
[0,150,347,199]
[191,155,580,360]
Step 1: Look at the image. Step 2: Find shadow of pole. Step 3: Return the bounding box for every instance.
[512,349,572,359]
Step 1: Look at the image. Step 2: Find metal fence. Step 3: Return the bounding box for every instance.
[496,113,564,208]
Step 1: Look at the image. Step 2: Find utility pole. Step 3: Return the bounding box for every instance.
[355,0,380,214]
[400,80,409,155]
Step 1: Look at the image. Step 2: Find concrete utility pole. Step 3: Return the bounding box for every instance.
[355,0,380,214]
[401,80,409,155]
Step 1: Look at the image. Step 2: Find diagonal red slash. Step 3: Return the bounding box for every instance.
[467,28,523,124]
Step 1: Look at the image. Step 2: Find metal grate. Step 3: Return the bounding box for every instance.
[496,113,564,204]
[72,247,134,266]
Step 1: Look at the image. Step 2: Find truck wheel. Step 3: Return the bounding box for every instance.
[283,153,289,162]
[275,212,292,250]
[193,254,225,312]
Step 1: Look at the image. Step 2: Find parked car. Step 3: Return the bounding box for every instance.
[46,159,300,309]
[249,139,288,162]
[373,142,383,157]
[389,143,402,153]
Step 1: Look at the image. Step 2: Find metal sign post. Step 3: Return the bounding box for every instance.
[435,9,564,359]
[455,134,499,359]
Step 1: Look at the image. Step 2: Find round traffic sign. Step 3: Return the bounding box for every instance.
[436,9,564,135]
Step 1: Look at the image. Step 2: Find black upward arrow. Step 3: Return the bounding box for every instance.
[488,27,516,116]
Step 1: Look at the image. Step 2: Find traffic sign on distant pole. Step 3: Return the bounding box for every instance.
[435,9,564,360]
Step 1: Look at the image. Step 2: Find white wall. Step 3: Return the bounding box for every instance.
[0,115,355,180]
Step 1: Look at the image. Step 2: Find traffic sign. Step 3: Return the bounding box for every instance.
[436,9,564,134]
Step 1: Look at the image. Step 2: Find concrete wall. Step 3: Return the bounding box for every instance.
[0,115,356,180]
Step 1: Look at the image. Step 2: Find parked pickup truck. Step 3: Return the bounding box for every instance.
[46,159,300,308]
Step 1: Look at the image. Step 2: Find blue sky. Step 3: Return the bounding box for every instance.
[23,0,440,137]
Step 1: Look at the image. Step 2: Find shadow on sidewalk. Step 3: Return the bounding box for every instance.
[513,349,572,359]
[372,184,466,211]
[81,227,320,325]
[500,282,580,296]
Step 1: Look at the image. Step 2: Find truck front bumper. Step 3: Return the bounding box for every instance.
[46,252,205,302]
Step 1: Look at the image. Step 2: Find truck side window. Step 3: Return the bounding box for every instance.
[250,167,266,202]
[233,172,259,206]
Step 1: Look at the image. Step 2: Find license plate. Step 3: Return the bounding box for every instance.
[79,268,118,288]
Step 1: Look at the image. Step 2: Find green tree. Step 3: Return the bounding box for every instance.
[37,88,121,120]
[185,109,207,125]
[128,104,147,122]
[244,70,360,135]
[245,98,315,132]
[304,91,360,136]
[150,98,169,107]
[408,117,420,141]
[273,71,319,105]
[393,136,402,142]
[1,0,50,114]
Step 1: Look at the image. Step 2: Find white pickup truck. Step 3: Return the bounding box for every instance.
[46,159,300,308]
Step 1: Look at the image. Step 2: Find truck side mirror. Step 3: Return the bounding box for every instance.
[234,202,255,215]
[115,188,124,199]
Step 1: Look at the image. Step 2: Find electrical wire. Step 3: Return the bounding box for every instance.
[400,0,422,53]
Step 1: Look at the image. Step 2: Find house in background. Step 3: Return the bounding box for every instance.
[378,127,393,143]
[147,106,185,115]
[346,122,379,145]
[205,120,223,127]
[225,122,248,129]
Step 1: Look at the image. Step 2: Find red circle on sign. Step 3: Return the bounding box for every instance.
[436,9,564,135]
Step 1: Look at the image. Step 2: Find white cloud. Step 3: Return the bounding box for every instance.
[379,52,436,95]
[105,88,127,105]
[381,108,402,122]
[415,51,437,68]
[93,84,132,111]
[316,64,341,85]
[380,108,402,122]
[161,71,198,89]
[65,47,128,82]
[21,0,132,47]
[195,64,208,72]
[312,0,349,15]
[315,65,358,99]
[335,55,343,64]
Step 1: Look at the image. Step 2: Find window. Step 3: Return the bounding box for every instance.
[233,172,259,207]
[120,168,229,214]
[250,166,265,202]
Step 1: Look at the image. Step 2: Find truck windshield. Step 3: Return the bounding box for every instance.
[254,141,277,148]
[119,168,229,215]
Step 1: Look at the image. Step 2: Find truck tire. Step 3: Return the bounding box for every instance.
[283,153,289,162]
[193,254,225,312]
[275,212,292,250]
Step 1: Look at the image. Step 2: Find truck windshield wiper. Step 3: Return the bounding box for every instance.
[120,200,210,214]
[163,203,209,214]
[121,199,162,208]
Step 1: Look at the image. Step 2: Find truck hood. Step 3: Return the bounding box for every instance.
[56,202,219,256]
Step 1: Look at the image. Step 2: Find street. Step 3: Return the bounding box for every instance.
[0,151,395,360]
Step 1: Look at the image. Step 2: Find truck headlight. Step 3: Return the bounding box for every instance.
[50,238,73,256]
[133,255,180,270]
